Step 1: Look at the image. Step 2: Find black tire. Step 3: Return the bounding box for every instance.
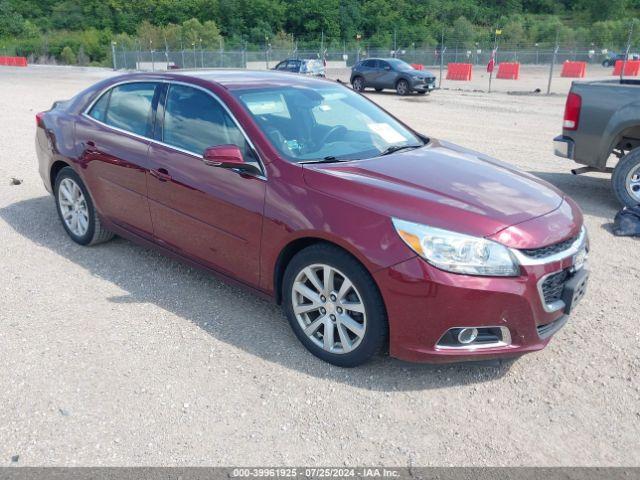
[54,166,114,246]
[282,243,388,367]
[612,148,640,208]
[417,91,427,95]
[375,88,383,92]
[602,60,610,68]
[396,79,410,96]
[352,76,365,92]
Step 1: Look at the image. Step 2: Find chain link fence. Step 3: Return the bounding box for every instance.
[114,44,620,71]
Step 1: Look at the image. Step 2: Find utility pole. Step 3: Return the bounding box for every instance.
[164,34,169,68]
[111,41,117,70]
[180,39,185,69]
[149,40,154,72]
[393,29,397,57]
[200,38,204,68]
[621,20,635,82]
[320,29,324,60]
[219,37,224,68]
[488,28,501,93]
[439,29,445,88]
[547,30,560,95]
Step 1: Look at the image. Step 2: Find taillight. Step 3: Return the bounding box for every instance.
[36,111,45,128]
[563,92,582,131]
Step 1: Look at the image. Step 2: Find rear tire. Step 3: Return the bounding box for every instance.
[282,243,388,367]
[54,166,114,246]
[396,79,410,96]
[612,148,640,208]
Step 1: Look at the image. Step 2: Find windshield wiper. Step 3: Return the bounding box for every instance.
[377,144,422,157]
[298,156,348,164]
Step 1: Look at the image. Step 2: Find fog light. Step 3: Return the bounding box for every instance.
[457,328,479,344]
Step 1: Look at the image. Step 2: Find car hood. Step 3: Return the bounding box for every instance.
[302,139,574,246]
[410,70,435,79]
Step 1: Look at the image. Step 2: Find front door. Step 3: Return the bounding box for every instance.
[75,82,159,238]
[147,83,266,286]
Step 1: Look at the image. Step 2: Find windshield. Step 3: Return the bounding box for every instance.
[232,84,424,162]
[388,59,414,71]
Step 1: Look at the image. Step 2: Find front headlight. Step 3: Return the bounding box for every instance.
[392,218,520,276]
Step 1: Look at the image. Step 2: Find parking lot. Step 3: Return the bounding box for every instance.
[0,65,638,466]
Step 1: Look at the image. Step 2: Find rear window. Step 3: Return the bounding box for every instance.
[89,82,157,137]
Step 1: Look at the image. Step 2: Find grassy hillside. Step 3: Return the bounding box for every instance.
[1,0,638,65]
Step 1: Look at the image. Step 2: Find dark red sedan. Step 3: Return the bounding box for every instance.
[36,71,589,366]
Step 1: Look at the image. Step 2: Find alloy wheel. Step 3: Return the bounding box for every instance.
[625,163,640,203]
[396,80,408,95]
[291,264,367,354]
[58,178,90,237]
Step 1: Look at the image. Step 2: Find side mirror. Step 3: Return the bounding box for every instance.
[202,145,261,175]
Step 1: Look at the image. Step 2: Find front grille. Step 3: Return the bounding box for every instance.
[540,269,569,305]
[521,235,577,259]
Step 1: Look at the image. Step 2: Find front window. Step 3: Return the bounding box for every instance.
[233,84,424,162]
[162,84,253,160]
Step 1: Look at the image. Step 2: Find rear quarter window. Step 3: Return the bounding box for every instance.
[100,82,157,137]
[88,91,110,123]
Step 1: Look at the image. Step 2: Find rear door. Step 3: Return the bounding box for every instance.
[361,60,379,86]
[75,82,160,238]
[146,83,266,286]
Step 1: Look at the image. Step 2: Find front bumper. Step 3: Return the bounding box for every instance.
[412,81,436,92]
[374,244,587,363]
[554,135,575,159]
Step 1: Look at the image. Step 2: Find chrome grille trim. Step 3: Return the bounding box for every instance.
[509,226,587,266]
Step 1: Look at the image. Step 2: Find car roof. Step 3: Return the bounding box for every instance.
[112,70,335,91]
[364,58,404,62]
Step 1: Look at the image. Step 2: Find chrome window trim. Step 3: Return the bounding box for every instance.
[81,78,267,180]
[509,225,587,266]
[435,326,512,351]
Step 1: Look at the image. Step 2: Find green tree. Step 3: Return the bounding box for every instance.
[0,0,27,37]
[60,45,76,64]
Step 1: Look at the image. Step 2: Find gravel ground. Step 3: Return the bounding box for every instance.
[0,65,638,467]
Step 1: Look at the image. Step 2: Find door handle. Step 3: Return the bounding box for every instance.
[150,168,172,182]
[83,140,97,152]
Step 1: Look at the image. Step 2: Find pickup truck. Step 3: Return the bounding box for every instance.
[554,79,640,208]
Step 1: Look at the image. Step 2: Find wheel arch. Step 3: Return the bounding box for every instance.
[395,76,410,88]
[612,124,640,155]
[50,160,72,191]
[351,74,364,87]
[273,236,377,305]
[601,104,640,168]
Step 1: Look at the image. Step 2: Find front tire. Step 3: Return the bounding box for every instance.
[396,79,410,96]
[612,148,640,208]
[54,166,114,245]
[282,244,387,367]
